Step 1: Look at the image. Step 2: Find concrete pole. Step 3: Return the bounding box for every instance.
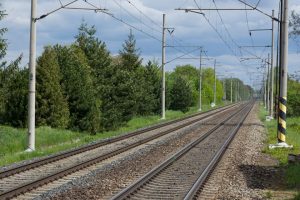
[230,77,232,103]
[269,10,275,119]
[277,0,289,144]
[237,81,240,101]
[27,0,37,152]
[213,59,216,105]
[235,80,237,102]
[275,8,281,118]
[198,49,202,111]
[161,14,166,119]
[223,79,226,100]
[264,70,267,108]
[267,55,270,112]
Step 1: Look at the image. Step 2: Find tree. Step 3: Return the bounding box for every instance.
[0,4,7,66]
[201,68,215,104]
[36,46,70,128]
[0,65,4,119]
[119,29,142,71]
[75,21,111,96]
[169,76,192,113]
[119,29,143,116]
[75,22,113,130]
[55,45,100,133]
[289,11,300,37]
[101,30,143,130]
[0,56,28,127]
[137,61,161,115]
[172,65,199,106]
[289,10,300,50]
[287,78,300,117]
[0,4,7,116]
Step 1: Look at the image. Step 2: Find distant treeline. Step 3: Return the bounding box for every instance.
[0,20,253,133]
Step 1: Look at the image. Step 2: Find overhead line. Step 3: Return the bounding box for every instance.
[35,0,79,21]
[244,4,257,57]
[193,0,240,61]
[84,0,201,63]
[125,0,200,57]
[126,0,162,29]
[84,0,162,42]
[112,0,162,34]
[212,0,242,57]
[237,0,276,20]
[166,47,201,64]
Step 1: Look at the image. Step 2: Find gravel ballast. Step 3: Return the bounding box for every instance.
[198,103,296,200]
[33,106,237,200]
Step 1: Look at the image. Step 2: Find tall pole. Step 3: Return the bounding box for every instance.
[213,59,216,105]
[264,70,267,108]
[267,55,270,112]
[198,49,202,111]
[275,8,281,118]
[161,14,166,119]
[230,77,232,103]
[277,0,288,144]
[223,79,226,100]
[235,80,237,102]
[237,81,240,101]
[270,11,275,119]
[27,0,37,152]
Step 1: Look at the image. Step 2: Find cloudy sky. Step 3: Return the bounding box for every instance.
[1,0,300,89]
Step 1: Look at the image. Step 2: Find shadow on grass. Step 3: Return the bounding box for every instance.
[238,164,300,192]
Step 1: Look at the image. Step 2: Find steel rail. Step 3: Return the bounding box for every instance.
[111,102,252,200]
[184,102,254,200]
[0,104,240,199]
[0,104,237,179]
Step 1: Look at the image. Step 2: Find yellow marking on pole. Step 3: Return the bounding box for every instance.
[279,103,286,113]
[278,132,286,142]
[279,117,286,129]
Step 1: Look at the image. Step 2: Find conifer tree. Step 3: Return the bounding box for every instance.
[0,4,7,118]
[119,29,142,71]
[36,46,70,128]
[75,22,113,130]
[137,61,161,115]
[55,45,100,133]
[0,65,3,121]
[75,22,111,95]
[101,30,143,129]
[0,4,7,66]
[1,56,28,127]
[119,30,143,116]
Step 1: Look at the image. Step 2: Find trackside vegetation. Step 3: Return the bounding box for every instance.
[0,104,218,166]
[260,103,300,199]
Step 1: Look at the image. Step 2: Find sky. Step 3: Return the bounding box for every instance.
[1,0,300,89]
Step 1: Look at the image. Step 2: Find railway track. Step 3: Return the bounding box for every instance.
[111,101,254,200]
[0,103,239,199]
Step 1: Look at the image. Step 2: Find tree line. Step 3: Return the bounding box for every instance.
[0,7,253,133]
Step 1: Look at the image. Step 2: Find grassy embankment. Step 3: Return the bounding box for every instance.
[0,103,225,167]
[259,105,300,199]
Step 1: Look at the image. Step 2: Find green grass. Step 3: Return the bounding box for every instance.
[0,104,224,167]
[294,193,300,200]
[259,104,300,197]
